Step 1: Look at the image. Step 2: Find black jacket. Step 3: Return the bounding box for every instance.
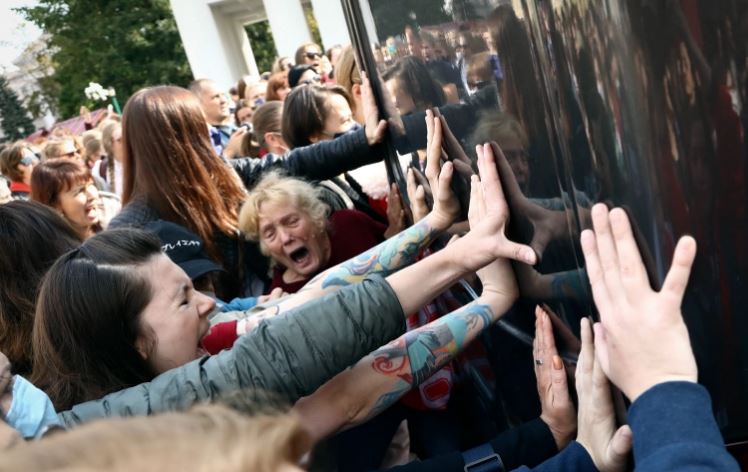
[110,128,382,297]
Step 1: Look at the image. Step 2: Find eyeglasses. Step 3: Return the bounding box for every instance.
[19,156,37,166]
[59,151,77,159]
[305,52,322,60]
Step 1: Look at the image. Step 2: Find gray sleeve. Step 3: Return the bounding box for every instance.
[58,275,405,427]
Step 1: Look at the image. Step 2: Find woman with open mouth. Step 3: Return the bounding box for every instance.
[29,158,114,240]
[239,171,389,294]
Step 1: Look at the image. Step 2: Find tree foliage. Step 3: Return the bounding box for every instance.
[0,75,36,141]
[244,21,277,74]
[369,0,451,40]
[17,0,193,119]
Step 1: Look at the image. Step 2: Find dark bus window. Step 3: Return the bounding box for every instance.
[343,0,748,444]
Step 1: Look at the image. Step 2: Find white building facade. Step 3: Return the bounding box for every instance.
[169,0,350,90]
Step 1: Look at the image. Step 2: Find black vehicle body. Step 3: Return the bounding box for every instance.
[340,0,748,458]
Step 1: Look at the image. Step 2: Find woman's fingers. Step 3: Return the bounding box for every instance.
[661,235,697,307]
[426,114,443,187]
[581,229,613,319]
[541,308,558,355]
[609,208,648,293]
[425,109,434,151]
[607,425,633,471]
[468,175,481,228]
[592,322,611,380]
[579,317,594,377]
[436,161,454,200]
[590,204,624,301]
[496,238,538,265]
[478,144,508,215]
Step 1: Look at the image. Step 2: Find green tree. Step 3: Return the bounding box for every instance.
[244,21,277,74]
[0,75,36,141]
[369,0,451,40]
[17,0,193,119]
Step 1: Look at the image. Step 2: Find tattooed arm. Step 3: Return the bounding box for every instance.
[293,143,535,441]
[293,291,511,442]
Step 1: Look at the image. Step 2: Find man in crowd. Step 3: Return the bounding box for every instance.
[188,79,241,157]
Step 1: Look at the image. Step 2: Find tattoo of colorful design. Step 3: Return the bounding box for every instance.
[366,302,494,417]
[320,218,438,289]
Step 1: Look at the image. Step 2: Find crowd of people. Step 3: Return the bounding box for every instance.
[0,18,740,472]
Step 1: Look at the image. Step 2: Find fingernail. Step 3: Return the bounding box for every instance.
[552,355,563,370]
[524,250,536,264]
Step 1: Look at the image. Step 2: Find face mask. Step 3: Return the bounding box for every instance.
[5,375,61,439]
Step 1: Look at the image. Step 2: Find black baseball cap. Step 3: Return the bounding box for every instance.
[288,64,317,88]
[145,220,224,280]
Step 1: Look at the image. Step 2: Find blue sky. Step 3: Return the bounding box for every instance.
[0,1,42,72]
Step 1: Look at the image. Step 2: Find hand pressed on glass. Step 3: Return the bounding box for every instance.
[581,203,697,402]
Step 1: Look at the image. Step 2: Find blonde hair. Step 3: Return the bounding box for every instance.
[470,112,529,150]
[239,172,328,252]
[0,404,311,472]
[272,56,292,74]
[41,139,74,161]
[335,45,361,97]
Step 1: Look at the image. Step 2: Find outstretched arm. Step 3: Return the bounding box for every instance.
[293,143,535,440]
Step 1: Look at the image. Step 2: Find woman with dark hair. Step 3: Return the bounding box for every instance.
[281,84,357,148]
[0,201,82,375]
[0,142,38,201]
[383,56,447,116]
[30,158,109,239]
[281,84,399,228]
[252,101,288,156]
[109,81,387,298]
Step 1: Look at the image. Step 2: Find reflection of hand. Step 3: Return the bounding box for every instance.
[361,72,388,145]
[575,318,632,472]
[423,110,461,231]
[406,167,430,222]
[434,109,475,179]
[490,142,571,262]
[581,204,698,402]
[534,306,576,450]
[384,183,407,238]
[542,303,581,357]
[434,109,473,220]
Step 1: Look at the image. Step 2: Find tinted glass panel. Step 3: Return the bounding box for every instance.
[344,0,748,443]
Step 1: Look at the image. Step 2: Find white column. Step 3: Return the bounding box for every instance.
[308,0,350,49]
[170,0,238,89]
[261,0,312,61]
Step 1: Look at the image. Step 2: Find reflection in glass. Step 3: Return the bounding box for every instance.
[349,0,748,445]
